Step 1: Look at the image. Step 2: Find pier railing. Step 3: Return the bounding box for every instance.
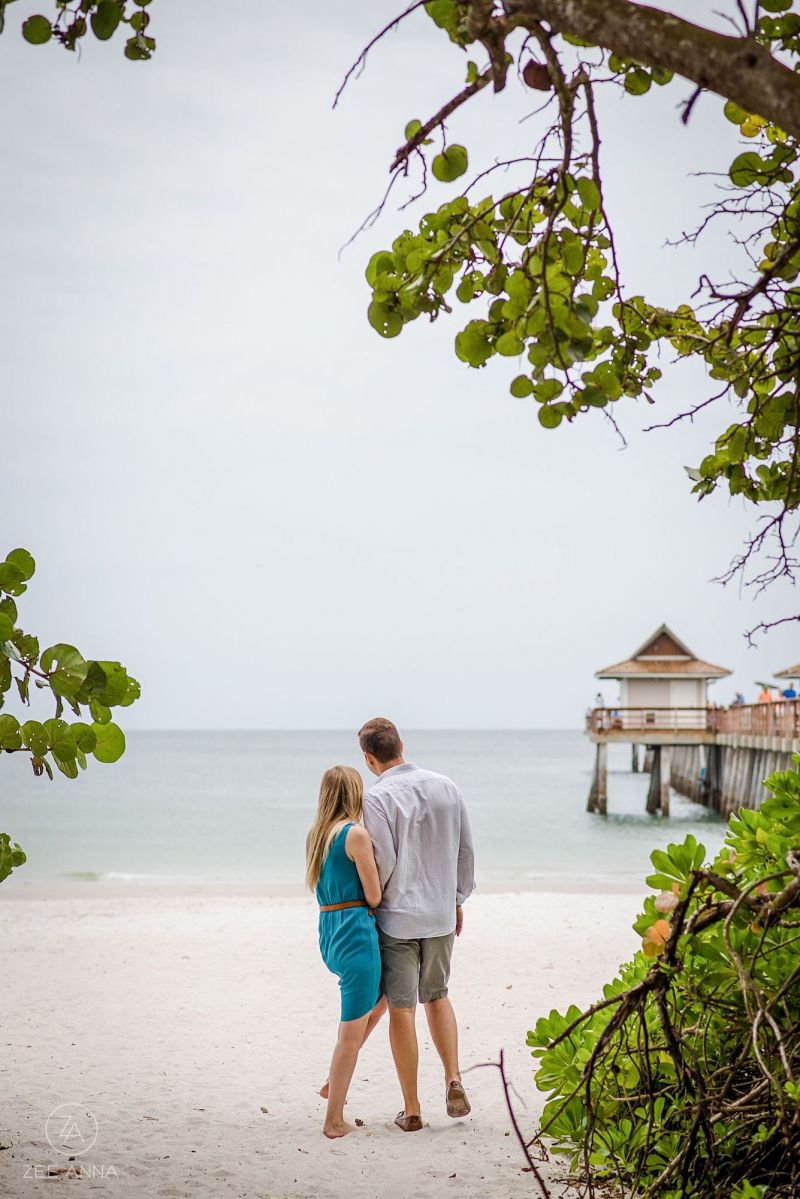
[713,700,800,739]
[587,700,800,739]
[587,707,711,734]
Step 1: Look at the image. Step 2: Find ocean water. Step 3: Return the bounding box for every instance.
[1,730,726,891]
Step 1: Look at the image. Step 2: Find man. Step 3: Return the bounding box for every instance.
[358,717,476,1132]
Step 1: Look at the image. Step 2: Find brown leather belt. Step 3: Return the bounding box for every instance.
[319,899,368,913]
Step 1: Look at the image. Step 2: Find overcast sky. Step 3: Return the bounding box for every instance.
[1,1,798,729]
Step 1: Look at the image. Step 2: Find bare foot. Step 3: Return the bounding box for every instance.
[323,1119,359,1139]
[319,1080,329,1099]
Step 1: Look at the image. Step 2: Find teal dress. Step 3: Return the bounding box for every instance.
[316,823,382,1022]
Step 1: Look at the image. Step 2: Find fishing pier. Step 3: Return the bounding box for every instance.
[587,625,799,817]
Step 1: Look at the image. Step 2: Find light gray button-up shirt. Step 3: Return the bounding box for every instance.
[362,762,476,940]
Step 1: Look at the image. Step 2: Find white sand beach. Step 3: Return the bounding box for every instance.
[0,889,641,1198]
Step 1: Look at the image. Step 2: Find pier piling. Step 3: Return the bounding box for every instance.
[660,746,671,817]
[645,747,661,815]
[587,742,608,815]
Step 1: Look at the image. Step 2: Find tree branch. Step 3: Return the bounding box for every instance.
[391,71,492,173]
[505,0,800,140]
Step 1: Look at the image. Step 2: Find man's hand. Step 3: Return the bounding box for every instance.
[455,905,463,937]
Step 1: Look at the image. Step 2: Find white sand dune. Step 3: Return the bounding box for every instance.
[0,889,641,1198]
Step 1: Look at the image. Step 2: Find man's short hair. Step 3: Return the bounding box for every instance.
[358,717,403,763]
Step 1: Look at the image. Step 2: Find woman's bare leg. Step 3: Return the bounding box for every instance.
[363,994,387,1040]
[320,996,386,1098]
[323,1013,369,1138]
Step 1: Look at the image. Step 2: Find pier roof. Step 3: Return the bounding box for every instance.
[596,623,731,680]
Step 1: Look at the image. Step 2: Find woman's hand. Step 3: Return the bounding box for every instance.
[455,905,464,937]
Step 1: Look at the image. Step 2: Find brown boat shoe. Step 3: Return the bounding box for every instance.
[394,1111,423,1132]
[446,1080,471,1118]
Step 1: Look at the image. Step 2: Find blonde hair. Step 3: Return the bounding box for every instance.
[305,765,364,891]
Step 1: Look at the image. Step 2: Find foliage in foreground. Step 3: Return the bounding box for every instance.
[0,0,156,60]
[528,765,800,1198]
[0,548,140,882]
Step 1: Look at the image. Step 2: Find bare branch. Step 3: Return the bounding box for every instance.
[332,0,429,110]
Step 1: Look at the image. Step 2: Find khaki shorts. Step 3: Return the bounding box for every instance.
[378,927,455,1008]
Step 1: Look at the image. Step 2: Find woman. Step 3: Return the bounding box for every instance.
[306,765,387,1138]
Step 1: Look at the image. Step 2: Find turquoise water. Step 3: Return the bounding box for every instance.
[0,730,726,890]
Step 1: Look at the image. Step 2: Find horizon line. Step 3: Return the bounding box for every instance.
[120,726,585,733]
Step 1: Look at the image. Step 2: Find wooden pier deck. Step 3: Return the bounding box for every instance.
[585,702,800,817]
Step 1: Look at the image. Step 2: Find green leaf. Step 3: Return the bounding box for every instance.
[119,676,141,707]
[22,15,52,44]
[5,549,35,581]
[0,614,13,642]
[729,152,765,187]
[365,250,395,286]
[454,320,493,368]
[89,697,112,725]
[0,598,17,625]
[22,720,48,757]
[624,68,651,96]
[368,302,403,339]
[55,755,79,779]
[40,644,88,700]
[510,375,534,398]
[535,379,564,403]
[91,0,121,40]
[0,833,26,884]
[69,722,97,753]
[50,729,78,763]
[495,331,524,356]
[0,714,22,751]
[562,241,585,275]
[75,660,107,703]
[14,633,39,665]
[576,178,601,210]
[91,720,126,764]
[424,0,465,44]
[0,561,26,596]
[123,32,154,60]
[581,385,608,408]
[724,99,749,125]
[538,406,563,429]
[93,661,128,706]
[432,263,454,294]
[431,144,468,183]
[404,118,422,139]
[124,36,144,60]
[42,718,69,750]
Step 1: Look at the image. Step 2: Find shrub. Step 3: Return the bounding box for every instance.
[528,760,800,1198]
